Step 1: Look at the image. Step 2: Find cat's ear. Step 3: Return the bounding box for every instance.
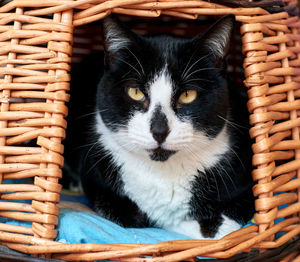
[201,15,235,63]
[102,15,138,67]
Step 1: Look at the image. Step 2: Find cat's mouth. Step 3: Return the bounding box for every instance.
[147,147,176,162]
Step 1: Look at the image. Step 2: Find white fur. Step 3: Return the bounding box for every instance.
[214,215,241,239]
[95,70,240,239]
[149,70,172,112]
[170,215,241,240]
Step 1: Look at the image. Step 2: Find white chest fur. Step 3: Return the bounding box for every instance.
[118,145,241,240]
[96,114,239,239]
[120,154,195,231]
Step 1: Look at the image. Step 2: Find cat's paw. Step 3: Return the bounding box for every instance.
[213,215,241,239]
[167,220,206,239]
[168,216,241,240]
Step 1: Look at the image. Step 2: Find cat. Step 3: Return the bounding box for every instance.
[63,14,255,240]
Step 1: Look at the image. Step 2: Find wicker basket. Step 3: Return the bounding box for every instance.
[0,0,300,261]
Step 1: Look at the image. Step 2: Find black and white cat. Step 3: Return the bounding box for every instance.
[64,15,255,239]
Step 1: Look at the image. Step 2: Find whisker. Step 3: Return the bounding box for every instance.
[86,153,108,175]
[218,115,248,130]
[112,77,140,88]
[184,67,216,81]
[84,141,100,164]
[211,170,220,201]
[182,84,205,90]
[74,110,108,120]
[181,50,198,80]
[182,52,212,80]
[216,162,237,192]
[227,146,246,171]
[125,47,145,76]
[74,142,100,150]
[117,58,142,78]
[182,78,214,84]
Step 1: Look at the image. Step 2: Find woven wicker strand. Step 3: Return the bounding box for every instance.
[0,0,300,260]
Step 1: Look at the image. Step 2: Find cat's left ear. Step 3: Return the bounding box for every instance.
[102,15,139,67]
[201,14,235,64]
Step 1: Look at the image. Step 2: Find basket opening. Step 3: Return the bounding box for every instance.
[61,14,300,245]
[61,14,254,238]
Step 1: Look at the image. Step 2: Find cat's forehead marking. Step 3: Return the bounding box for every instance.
[149,69,173,111]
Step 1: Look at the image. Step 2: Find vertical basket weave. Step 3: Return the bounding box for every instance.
[0,0,300,261]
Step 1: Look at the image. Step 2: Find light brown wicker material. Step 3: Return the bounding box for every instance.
[0,0,300,261]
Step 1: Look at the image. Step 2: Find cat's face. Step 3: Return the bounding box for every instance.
[97,16,234,163]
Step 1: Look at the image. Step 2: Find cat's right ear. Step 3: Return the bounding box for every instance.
[188,15,235,68]
[102,15,138,67]
[201,15,235,66]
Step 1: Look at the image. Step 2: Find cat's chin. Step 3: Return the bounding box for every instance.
[147,147,176,162]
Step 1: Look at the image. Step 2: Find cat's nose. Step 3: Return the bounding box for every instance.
[151,123,169,144]
[150,106,169,144]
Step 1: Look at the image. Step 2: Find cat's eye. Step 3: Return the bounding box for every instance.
[178,90,197,104]
[127,87,145,102]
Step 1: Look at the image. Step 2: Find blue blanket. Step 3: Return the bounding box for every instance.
[57,208,190,244]
[0,179,255,245]
[1,196,256,245]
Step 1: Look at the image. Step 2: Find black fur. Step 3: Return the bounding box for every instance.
[63,15,255,237]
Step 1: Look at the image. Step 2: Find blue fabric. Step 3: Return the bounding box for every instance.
[0,181,253,260]
[0,188,191,245]
[56,208,190,244]
[0,207,190,244]
[0,179,294,260]
[0,179,254,247]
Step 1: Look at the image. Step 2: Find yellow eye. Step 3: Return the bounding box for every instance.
[127,87,145,101]
[178,90,197,104]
